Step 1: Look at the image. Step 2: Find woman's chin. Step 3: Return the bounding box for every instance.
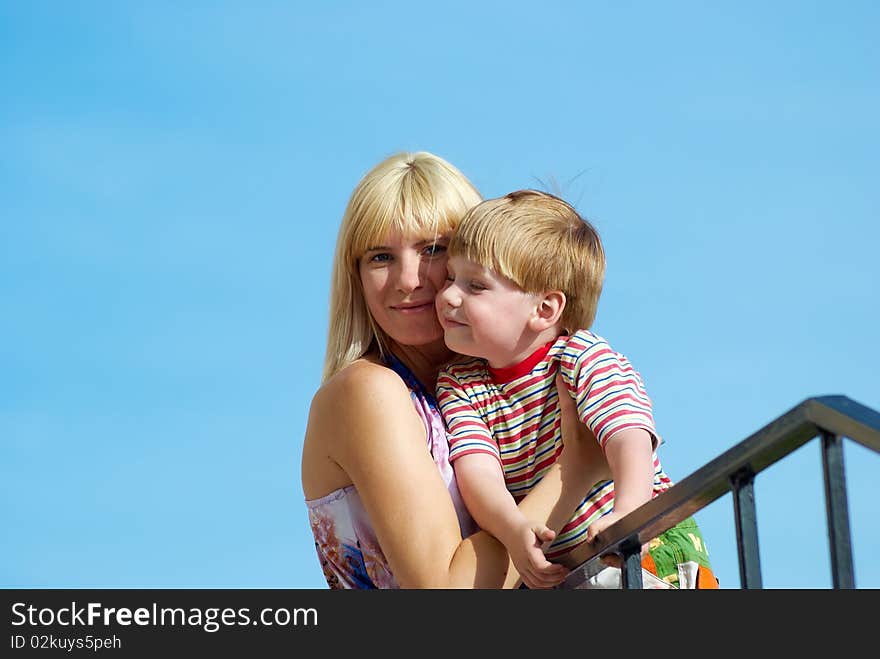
[387,326,447,350]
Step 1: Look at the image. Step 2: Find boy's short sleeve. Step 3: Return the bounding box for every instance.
[436,368,501,466]
[559,331,659,450]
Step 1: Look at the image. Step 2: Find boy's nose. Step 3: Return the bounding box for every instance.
[439,283,460,307]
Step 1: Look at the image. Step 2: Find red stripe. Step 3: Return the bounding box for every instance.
[587,376,647,400]
[488,340,555,383]
[558,488,615,534]
[593,410,653,443]
[505,450,561,486]
[449,447,502,467]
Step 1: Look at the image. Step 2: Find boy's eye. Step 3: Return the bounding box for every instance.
[423,243,447,257]
[468,281,486,292]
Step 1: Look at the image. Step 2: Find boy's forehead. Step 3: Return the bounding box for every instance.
[449,254,489,272]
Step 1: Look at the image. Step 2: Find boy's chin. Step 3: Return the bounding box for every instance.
[443,336,479,359]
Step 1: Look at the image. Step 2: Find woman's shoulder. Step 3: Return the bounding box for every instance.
[320,357,408,401]
[310,357,412,424]
[303,357,417,498]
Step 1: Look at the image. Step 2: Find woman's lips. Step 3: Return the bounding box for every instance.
[391,302,434,314]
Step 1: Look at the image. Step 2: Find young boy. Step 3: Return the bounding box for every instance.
[435,190,717,589]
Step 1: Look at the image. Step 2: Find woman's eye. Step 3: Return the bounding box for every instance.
[423,243,447,257]
[369,253,391,263]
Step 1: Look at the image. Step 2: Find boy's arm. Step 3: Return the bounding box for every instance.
[604,428,655,515]
[584,428,654,542]
[436,370,514,537]
[455,454,563,589]
[562,332,660,543]
[437,371,563,588]
[453,453,525,546]
[564,332,658,452]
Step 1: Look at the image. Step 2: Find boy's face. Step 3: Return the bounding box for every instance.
[436,255,542,368]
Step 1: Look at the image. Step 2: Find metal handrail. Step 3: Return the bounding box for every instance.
[561,395,880,589]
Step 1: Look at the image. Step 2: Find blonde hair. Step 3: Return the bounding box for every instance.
[448,189,605,331]
[323,152,482,382]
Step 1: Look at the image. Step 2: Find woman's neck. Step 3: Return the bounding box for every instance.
[386,339,453,390]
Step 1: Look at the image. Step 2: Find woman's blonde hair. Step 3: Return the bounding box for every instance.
[323,152,482,382]
[449,189,606,331]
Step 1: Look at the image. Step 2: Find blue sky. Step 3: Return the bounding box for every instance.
[2,1,878,588]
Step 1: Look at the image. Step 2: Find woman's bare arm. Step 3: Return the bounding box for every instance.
[305,361,511,587]
[303,363,608,588]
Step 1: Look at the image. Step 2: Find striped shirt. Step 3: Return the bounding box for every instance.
[437,330,674,559]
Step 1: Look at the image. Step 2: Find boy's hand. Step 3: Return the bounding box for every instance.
[506,521,568,589]
[585,511,650,567]
[584,510,623,544]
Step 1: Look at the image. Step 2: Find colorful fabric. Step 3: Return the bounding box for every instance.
[305,355,476,589]
[644,517,717,588]
[567,517,718,589]
[306,485,396,589]
[437,330,675,560]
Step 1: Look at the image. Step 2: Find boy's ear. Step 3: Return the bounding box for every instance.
[529,291,566,331]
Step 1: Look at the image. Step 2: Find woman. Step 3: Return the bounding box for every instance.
[301,151,609,588]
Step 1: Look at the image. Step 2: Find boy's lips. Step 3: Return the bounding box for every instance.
[441,315,466,328]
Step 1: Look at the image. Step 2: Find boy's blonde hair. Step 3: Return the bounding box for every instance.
[323,151,482,382]
[448,189,605,331]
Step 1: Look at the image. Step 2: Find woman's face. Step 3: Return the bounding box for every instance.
[358,230,450,349]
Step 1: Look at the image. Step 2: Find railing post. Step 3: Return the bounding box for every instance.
[619,536,643,590]
[821,431,855,588]
[730,467,763,589]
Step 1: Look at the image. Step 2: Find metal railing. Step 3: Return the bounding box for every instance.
[561,395,880,589]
